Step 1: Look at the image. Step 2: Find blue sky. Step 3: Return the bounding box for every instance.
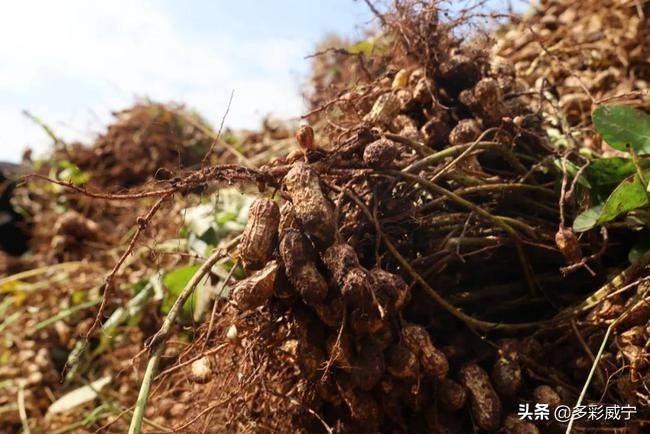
[0,0,524,162]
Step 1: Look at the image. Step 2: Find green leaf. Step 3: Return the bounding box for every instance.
[573,170,650,232]
[573,204,603,232]
[597,174,649,224]
[161,265,200,323]
[592,106,650,154]
[585,158,650,187]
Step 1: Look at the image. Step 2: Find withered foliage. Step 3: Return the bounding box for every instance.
[65,103,214,188]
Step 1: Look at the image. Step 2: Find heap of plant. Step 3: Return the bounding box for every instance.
[121,2,648,432]
[495,0,649,148]
[63,102,215,188]
[3,1,650,433]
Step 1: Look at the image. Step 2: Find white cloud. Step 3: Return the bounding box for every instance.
[0,0,312,162]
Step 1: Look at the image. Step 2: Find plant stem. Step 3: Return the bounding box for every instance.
[128,346,161,434]
[390,170,540,294]
[29,297,101,334]
[383,133,432,156]
[127,239,236,434]
[17,381,31,434]
[559,249,650,317]
[0,261,88,291]
[566,284,648,433]
[336,184,554,332]
[202,258,240,351]
[403,141,503,172]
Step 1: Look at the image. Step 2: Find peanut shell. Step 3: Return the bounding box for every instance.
[239,198,279,270]
[232,260,278,310]
[459,363,502,432]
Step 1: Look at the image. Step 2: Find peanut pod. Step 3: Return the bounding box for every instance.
[279,228,328,304]
[335,374,382,426]
[370,268,411,311]
[363,138,399,168]
[533,385,561,407]
[283,162,335,246]
[365,92,401,126]
[190,356,213,384]
[296,339,325,380]
[278,201,299,236]
[491,357,522,400]
[350,307,387,336]
[459,363,502,432]
[232,260,278,311]
[503,414,540,434]
[316,374,342,405]
[425,409,465,434]
[322,242,361,284]
[326,332,354,371]
[385,343,419,380]
[323,243,371,306]
[379,379,406,425]
[351,338,385,391]
[438,378,467,411]
[402,324,449,380]
[239,198,279,270]
[311,296,344,329]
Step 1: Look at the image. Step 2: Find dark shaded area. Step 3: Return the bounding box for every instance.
[0,162,29,256]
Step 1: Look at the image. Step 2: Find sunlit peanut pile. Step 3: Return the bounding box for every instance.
[219,0,640,431]
[233,168,537,433]
[9,1,650,432]
[223,6,562,433]
[232,166,432,431]
[228,161,566,433]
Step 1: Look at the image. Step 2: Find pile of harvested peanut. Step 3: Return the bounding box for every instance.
[4,1,649,432]
[216,3,558,430]
[496,0,649,149]
[203,2,650,431]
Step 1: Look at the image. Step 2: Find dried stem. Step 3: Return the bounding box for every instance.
[337,184,555,332]
[86,194,171,340]
[390,170,539,294]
